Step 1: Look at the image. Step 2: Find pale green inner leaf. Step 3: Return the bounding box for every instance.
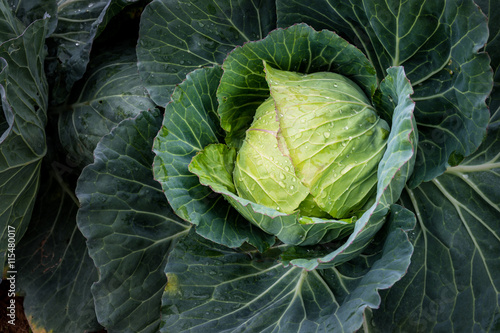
[233,98,310,214]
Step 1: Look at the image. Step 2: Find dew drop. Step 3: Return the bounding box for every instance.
[334,83,338,88]
[343,126,349,130]
[323,132,330,138]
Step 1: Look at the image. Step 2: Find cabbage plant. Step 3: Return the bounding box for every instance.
[0,0,498,332]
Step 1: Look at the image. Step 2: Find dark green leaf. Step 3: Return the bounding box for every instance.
[0,1,25,41]
[137,0,277,106]
[160,205,414,333]
[58,46,155,167]
[8,0,58,34]
[476,0,500,73]
[16,172,101,332]
[153,66,275,251]
[0,15,49,268]
[372,122,500,332]
[76,109,190,332]
[46,0,113,105]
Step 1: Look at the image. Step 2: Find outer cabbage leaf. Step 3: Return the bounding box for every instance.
[371,121,500,332]
[153,66,275,251]
[476,0,500,74]
[58,46,155,167]
[159,204,414,333]
[0,14,49,269]
[16,172,101,332]
[137,0,277,106]
[277,0,491,189]
[76,109,190,333]
[7,0,58,34]
[0,1,25,41]
[46,0,113,105]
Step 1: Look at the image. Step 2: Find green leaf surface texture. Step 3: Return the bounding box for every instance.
[8,0,58,34]
[76,109,190,333]
[160,205,414,333]
[153,66,275,251]
[0,1,24,41]
[17,173,101,332]
[0,13,49,268]
[58,47,155,167]
[277,0,491,189]
[231,97,311,215]
[371,120,500,332]
[137,0,277,106]
[217,23,377,148]
[47,0,113,104]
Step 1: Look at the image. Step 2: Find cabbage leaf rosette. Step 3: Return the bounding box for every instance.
[153,23,417,266]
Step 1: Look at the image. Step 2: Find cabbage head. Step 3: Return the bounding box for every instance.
[155,24,417,247]
[232,63,390,220]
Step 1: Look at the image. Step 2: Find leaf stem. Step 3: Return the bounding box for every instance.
[446,162,500,173]
[50,168,80,207]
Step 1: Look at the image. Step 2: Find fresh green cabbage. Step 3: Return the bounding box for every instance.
[233,63,390,219]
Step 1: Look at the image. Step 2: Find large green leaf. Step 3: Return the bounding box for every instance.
[16,171,101,332]
[0,14,49,268]
[76,109,190,333]
[372,122,500,332]
[46,0,113,105]
[160,205,414,333]
[277,0,491,189]
[0,1,24,41]
[137,0,277,106]
[58,46,155,167]
[7,0,58,34]
[153,66,275,251]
